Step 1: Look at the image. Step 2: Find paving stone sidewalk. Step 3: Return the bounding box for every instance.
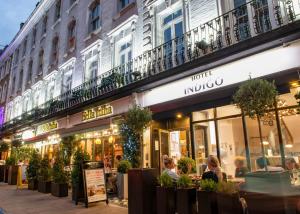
[0,183,128,214]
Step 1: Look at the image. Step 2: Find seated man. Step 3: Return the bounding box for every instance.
[256,157,284,172]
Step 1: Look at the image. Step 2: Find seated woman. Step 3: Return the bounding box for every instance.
[162,156,179,181]
[234,156,248,177]
[202,155,223,183]
[285,157,299,171]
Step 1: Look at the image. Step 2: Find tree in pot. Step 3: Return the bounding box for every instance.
[197,179,218,214]
[0,142,9,182]
[51,154,68,197]
[26,150,41,190]
[120,105,152,168]
[71,148,90,203]
[157,172,176,214]
[38,156,52,193]
[117,160,132,199]
[176,175,197,214]
[233,78,278,171]
[5,155,18,185]
[177,157,196,174]
[216,181,244,214]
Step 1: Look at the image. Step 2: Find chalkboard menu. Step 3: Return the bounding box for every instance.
[82,161,108,208]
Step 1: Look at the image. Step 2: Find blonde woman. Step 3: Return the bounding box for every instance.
[162,155,179,181]
[202,155,223,183]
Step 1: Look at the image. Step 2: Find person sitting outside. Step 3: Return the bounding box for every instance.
[234,156,249,178]
[285,157,300,171]
[256,157,284,172]
[162,156,179,181]
[202,155,223,183]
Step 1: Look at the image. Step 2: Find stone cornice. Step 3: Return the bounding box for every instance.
[0,0,55,61]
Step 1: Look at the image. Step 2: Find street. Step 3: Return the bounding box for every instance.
[0,184,128,214]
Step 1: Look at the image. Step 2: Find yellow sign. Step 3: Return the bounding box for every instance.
[82,105,113,122]
[36,121,58,136]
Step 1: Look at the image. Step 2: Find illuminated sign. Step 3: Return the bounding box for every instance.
[82,105,113,122]
[36,121,58,136]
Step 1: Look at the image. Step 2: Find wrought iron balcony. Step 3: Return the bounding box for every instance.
[2,0,300,132]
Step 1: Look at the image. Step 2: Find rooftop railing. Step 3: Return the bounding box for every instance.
[2,0,300,131]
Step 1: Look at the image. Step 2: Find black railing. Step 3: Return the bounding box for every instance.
[2,0,300,131]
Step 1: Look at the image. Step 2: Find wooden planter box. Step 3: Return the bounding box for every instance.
[72,182,84,204]
[176,188,197,214]
[51,182,68,197]
[8,166,18,185]
[216,193,243,214]
[197,191,218,214]
[28,179,38,190]
[117,173,128,199]
[38,180,51,193]
[4,166,9,183]
[156,186,176,214]
[0,165,5,182]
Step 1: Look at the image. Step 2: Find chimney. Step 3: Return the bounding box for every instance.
[20,22,25,30]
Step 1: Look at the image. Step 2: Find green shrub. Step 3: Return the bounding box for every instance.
[26,150,41,180]
[158,172,174,188]
[117,160,132,174]
[11,140,22,148]
[71,148,90,184]
[177,157,196,174]
[6,156,16,166]
[177,174,193,188]
[200,179,218,192]
[39,156,51,181]
[217,181,238,194]
[0,142,9,152]
[52,155,68,184]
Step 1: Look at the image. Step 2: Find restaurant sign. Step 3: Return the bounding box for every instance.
[36,121,58,136]
[82,104,113,122]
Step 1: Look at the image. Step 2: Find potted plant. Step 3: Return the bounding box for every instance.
[176,174,197,214]
[26,150,41,190]
[71,148,90,203]
[156,172,176,214]
[295,91,300,114]
[216,182,243,214]
[51,155,68,197]
[6,155,18,185]
[177,157,196,174]
[117,160,132,199]
[197,179,218,214]
[38,156,52,193]
[233,78,278,170]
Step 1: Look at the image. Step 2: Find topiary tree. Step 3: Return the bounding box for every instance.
[26,150,41,181]
[11,139,22,149]
[71,148,90,185]
[39,156,51,182]
[52,154,68,184]
[0,142,9,160]
[233,78,278,170]
[60,136,78,166]
[120,105,152,168]
[295,91,300,114]
[117,160,132,174]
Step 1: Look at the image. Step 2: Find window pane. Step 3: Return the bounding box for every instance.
[192,108,214,122]
[163,14,173,25]
[174,21,183,38]
[173,9,182,19]
[217,104,241,118]
[193,121,217,175]
[218,117,247,178]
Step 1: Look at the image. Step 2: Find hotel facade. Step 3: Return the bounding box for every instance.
[0,0,300,177]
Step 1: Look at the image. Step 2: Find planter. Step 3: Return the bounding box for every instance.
[72,182,84,203]
[0,165,5,182]
[128,168,158,214]
[38,180,51,193]
[4,166,9,183]
[177,188,197,214]
[28,179,38,190]
[197,191,218,214]
[216,193,243,214]
[156,186,176,214]
[8,166,18,185]
[51,182,68,197]
[117,173,128,199]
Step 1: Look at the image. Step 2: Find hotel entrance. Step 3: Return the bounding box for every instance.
[151,115,191,172]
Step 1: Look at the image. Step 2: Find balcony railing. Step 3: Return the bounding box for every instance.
[2,0,300,131]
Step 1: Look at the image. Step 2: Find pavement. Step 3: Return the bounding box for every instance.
[0,183,128,214]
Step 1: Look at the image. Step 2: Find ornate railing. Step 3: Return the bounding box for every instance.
[2,0,300,131]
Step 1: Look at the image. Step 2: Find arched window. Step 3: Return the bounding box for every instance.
[68,20,76,50]
[89,0,101,33]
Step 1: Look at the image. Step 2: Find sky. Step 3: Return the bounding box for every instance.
[0,0,39,47]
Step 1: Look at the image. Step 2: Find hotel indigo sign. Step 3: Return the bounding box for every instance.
[82,105,113,122]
